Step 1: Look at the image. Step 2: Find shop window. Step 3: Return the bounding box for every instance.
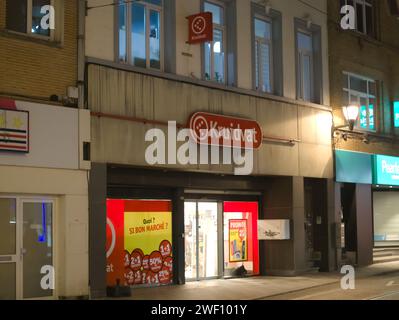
[295,18,322,104]
[373,192,399,246]
[106,199,173,287]
[118,0,163,70]
[342,72,376,131]
[6,0,59,40]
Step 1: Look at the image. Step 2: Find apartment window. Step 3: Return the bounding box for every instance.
[6,0,54,39]
[203,1,226,83]
[118,0,163,70]
[254,18,272,93]
[295,19,322,104]
[343,72,376,131]
[341,0,374,36]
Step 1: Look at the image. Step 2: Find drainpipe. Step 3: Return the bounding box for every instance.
[78,0,86,109]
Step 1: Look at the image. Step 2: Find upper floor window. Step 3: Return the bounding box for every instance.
[254,17,272,93]
[6,0,55,39]
[295,19,323,104]
[341,0,374,36]
[343,72,376,131]
[203,1,226,83]
[118,0,163,70]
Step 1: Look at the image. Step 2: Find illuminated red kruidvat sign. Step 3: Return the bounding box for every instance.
[186,12,213,44]
[188,112,263,149]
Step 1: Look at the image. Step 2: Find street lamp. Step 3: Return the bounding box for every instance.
[342,105,359,131]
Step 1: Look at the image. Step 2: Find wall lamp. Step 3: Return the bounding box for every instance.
[335,105,360,131]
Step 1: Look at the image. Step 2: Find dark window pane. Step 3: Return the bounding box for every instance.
[369,81,376,96]
[149,10,161,69]
[32,0,51,36]
[356,3,364,33]
[365,5,373,36]
[6,0,27,33]
[350,76,367,93]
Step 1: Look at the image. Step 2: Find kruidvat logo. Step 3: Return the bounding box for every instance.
[340,5,356,30]
[144,121,256,176]
[40,5,56,30]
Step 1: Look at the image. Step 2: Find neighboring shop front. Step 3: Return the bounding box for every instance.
[0,100,90,300]
[335,150,399,267]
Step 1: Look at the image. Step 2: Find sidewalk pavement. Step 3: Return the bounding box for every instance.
[123,261,399,300]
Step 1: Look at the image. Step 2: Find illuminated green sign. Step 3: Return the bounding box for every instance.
[374,155,399,186]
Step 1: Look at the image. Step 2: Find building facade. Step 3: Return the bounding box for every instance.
[85,0,337,298]
[329,0,399,267]
[0,0,90,299]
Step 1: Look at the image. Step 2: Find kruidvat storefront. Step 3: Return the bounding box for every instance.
[335,150,399,267]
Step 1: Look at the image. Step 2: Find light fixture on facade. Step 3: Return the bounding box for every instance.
[342,104,360,131]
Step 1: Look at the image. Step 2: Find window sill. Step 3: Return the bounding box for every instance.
[0,29,63,48]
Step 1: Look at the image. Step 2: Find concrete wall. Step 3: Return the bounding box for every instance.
[88,64,333,178]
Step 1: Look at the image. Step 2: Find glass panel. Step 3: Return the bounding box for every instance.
[143,0,162,6]
[260,43,271,93]
[350,76,367,93]
[365,5,373,35]
[198,203,218,278]
[0,199,16,255]
[356,2,364,33]
[0,263,16,300]
[32,0,51,36]
[6,0,27,33]
[131,3,147,68]
[368,81,376,96]
[359,98,368,129]
[213,28,224,83]
[204,42,212,80]
[297,31,312,51]
[302,54,312,101]
[118,1,127,62]
[204,1,223,25]
[255,40,259,89]
[23,202,53,299]
[369,99,375,130]
[149,10,161,69]
[394,101,399,128]
[254,18,271,40]
[184,202,197,280]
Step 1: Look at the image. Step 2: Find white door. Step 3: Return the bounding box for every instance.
[0,197,55,300]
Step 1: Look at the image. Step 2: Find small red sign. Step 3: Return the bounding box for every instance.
[187,12,213,44]
[188,112,263,149]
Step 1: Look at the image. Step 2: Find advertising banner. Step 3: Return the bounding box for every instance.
[229,219,248,262]
[106,199,173,287]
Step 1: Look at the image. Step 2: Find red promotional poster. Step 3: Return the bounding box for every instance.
[187,12,213,44]
[106,199,173,287]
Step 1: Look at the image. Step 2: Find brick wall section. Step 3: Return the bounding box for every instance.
[0,0,77,100]
[328,0,399,156]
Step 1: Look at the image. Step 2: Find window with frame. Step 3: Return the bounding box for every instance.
[118,0,163,70]
[6,0,55,39]
[296,30,314,102]
[203,1,226,83]
[254,17,273,93]
[340,0,374,36]
[343,72,377,131]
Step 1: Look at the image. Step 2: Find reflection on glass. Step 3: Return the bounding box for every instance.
[197,203,218,278]
[213,29,224,83]
[184,202,197,279]
[0,198,16,255]
[149,10,161,69]
[204,42,211,80]
[204,1,223,25]
[23,202,53,299]
[131,3,146,68]
[0,263,16,300]
[255,18,271,40]
[118,1,127,62]
[297,31,312,51]
[302,55,312,101]
[31,0,51,36]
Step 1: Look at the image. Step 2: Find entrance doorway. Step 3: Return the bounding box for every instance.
[0,197,54,300]
[184,200,259,281]
[184,201,220,280]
